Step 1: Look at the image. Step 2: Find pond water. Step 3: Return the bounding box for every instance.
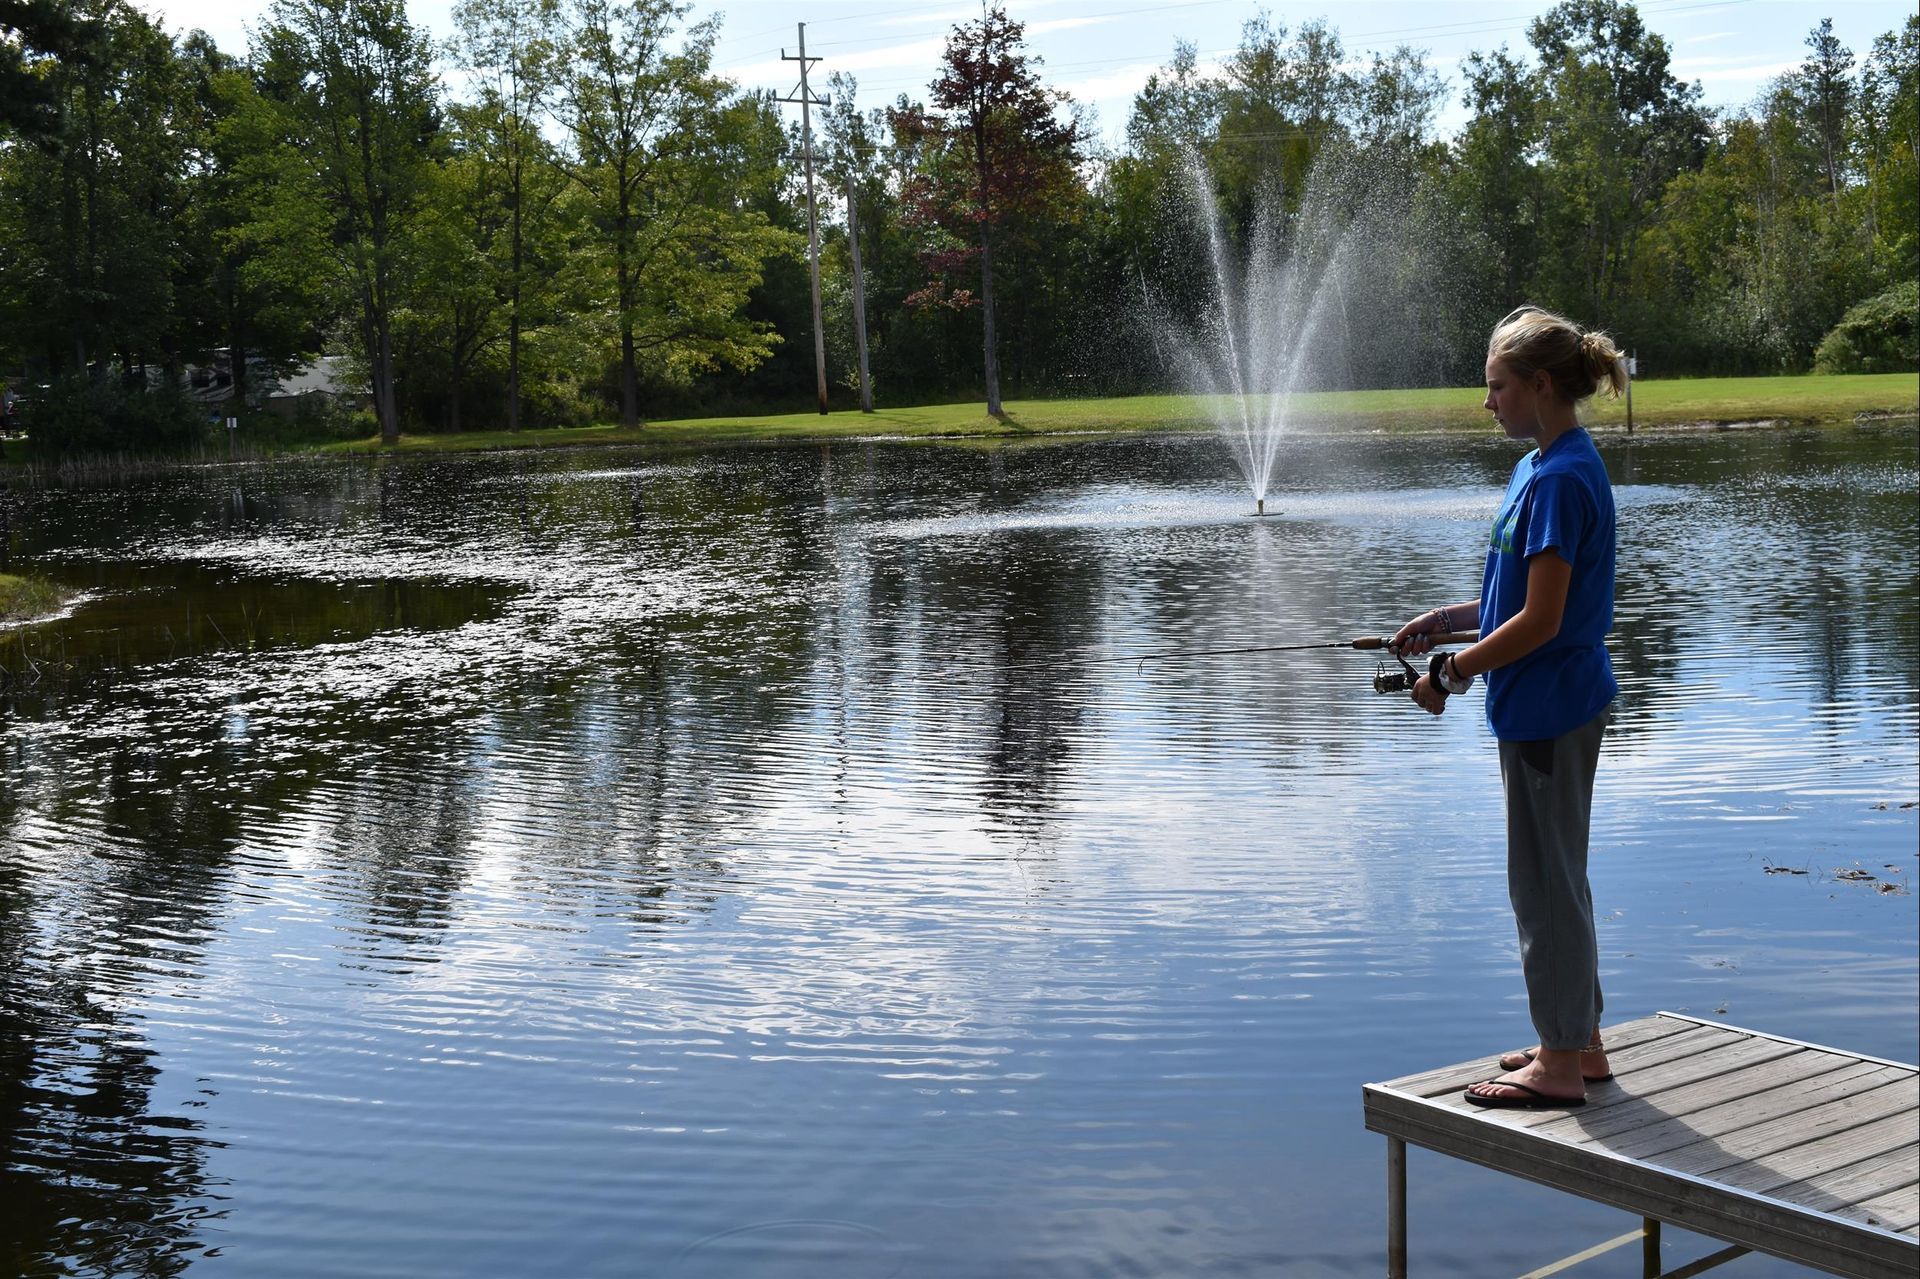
[2,424,1915,1278]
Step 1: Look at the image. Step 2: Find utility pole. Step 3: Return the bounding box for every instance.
[781,24,830,415]
[845,172,873,413]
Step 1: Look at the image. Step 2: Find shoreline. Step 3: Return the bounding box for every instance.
[0,573,75,629]
[317,375,1918,457]
[0,375,1911,467]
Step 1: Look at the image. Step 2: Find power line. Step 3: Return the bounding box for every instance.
[719,0,1754,88]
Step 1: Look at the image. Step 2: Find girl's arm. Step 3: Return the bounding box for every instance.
[1391,598,1482,655]
[1451,552,1569,679]
[1411,555,1569,714]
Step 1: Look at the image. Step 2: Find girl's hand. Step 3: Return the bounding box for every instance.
[1391,610,1445,656]
[1412,674,1448,715]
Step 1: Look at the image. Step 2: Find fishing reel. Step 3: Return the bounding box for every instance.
[1372,649,1422,695]
[1375,646,1471,697]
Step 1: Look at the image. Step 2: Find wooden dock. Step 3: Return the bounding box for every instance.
[1362,1012,1918,1279]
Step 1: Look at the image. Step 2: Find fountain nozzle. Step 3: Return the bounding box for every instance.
[1256,498,1265,517]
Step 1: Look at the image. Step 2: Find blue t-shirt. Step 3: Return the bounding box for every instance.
[1478,427,1618,740]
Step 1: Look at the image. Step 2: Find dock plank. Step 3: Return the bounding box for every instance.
[1843,1183,1917,1234]
[1532,1056,1891,1150]
[1631,1076,1918,1173]
[1761,1145,1920,1208]
[1659,1083,1918,1181]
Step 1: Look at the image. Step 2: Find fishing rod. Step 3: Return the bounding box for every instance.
[990,630,1480,691]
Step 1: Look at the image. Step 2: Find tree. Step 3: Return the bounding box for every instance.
[453,0,555,432]
[1857,15,1919,281]
[196,43,329,411]
[248,0,441,444]
[0,0,100,137]
[1450,46,1544,309]
[0,1,198,378]
[893,4,1076,417]
[1347,46,1446,152]
[543,0,792,428]
[1525,0,1708,320]
[1800,17,1853,204]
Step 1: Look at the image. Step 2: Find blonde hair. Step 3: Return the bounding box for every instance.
[1487,306,1627,403]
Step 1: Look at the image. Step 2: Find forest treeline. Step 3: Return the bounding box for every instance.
[0,0,1914,450]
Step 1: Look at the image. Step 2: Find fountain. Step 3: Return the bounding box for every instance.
[1152,147,1419,515]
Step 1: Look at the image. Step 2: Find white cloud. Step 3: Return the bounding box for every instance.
[726,35,949,89]
[1057,49,1229,114]
[877,4,993,27]
[1026,16,1116,37]
[1675,58,1802,83]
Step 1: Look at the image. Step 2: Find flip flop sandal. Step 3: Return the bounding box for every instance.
[1463,1079,1588,1109]
[1497,1047,1614,1082]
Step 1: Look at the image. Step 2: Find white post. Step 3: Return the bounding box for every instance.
[1625,352,1636,435]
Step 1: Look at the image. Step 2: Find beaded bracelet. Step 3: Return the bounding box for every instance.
[1431,605,1452,634]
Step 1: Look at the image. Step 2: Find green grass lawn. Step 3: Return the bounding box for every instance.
[305,371,1913,455]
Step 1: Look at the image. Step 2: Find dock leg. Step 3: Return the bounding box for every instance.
[1642,1218,1660,1277]
[1388,1136,1407,1278]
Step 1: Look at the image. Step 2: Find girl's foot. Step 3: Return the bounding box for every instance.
[1465,1052,1587,1107]
[1497,1039,1612,1082]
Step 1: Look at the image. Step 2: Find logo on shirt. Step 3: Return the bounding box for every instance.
[1491,504,1520,555]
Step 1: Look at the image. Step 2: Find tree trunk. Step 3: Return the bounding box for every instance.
[508,314,521,432]
[615,177,640,429]
[374,307,398,445]
[980,231,1003,418]
[449,352,462,434]
[620,321,639,429]
[230,340,249,414]
[508,141,523,433]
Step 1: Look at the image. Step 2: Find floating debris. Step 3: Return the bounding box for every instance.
[1835,868,1877,882]
[1876,882,1908,896]
[1763,864,1809,875]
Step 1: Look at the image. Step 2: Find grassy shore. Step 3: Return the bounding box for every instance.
[0,573,70,626]
[311,371,1913,455]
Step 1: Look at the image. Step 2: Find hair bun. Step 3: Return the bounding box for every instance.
[1580,330,1628,399]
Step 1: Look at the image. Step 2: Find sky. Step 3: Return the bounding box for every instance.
[135,0,1914,145]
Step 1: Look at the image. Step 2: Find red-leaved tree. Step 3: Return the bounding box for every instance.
[891,5,1076,417]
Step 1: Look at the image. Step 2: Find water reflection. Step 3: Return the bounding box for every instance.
[0,425,1914,1277]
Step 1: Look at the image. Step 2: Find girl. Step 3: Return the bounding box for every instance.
[1393,306,1626,1109]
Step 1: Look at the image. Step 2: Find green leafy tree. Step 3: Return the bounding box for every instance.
[1857,15,1919,281]
[452,0,557,431]
[1800,17,1853,205]
[543,0,794,428]
[246,0,441,443]
[395,128,502,430]
[0,1,207,382]
[0,0,100,138]
[195,46,329,410]
[1448,47,1544,309]
[1347,46,1447,152]
[1526,0,1708,321]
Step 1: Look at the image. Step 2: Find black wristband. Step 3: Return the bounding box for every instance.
[1428,652,1451,696]
[1433,651,1474,694]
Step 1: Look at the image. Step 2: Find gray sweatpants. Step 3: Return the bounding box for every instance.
[1499,708,1610,1052]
